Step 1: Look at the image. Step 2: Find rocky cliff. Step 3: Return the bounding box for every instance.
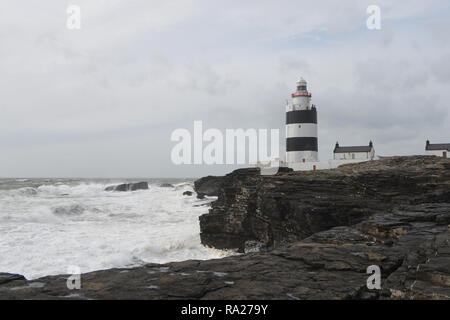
[0,156,448,299]
[200,156,450,252]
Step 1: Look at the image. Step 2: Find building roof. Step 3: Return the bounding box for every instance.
[334,141,374,153]
[334,146,372,153]
[425,141,450,151]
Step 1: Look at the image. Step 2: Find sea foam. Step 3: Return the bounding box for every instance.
[0,179,233,280]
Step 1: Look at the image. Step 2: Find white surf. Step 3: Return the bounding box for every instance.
[0,179,232,280]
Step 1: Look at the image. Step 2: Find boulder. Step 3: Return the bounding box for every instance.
[105,182,149,192]
[183,191,193,196]
[0,273,25,285]
[194,175,224,198]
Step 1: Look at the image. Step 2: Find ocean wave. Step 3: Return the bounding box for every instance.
[35,183,110,197]
[22,206,62,223]
[0,179,230,280]
[16,187,38,196]
[173,182,194,190]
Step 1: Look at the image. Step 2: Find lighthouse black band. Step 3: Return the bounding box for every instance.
[286,137,318,152]
[286,110,317,124]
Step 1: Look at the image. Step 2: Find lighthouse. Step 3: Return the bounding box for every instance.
[285,78,318,164]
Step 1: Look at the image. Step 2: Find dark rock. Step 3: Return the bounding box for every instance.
[105,182,149,192]
[200,156,450,252]
[183,191,193,196]
[159,183,174,188]
[276,166,294,174]
[193,202,214,207]
[244,240,265,253]
[194,175,224,198]
[0,273,25,285]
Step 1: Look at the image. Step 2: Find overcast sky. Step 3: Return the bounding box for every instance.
[0,0,449,178]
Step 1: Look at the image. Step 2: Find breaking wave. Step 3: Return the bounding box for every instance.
[0,179,227,280]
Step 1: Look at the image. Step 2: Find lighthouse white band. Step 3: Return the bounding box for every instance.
[292,96,311,109]
[286,123,318,138]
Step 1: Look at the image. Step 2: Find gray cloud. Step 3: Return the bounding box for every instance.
[0,0,449,177]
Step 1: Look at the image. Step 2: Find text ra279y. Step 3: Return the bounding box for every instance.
[181,304,269,317]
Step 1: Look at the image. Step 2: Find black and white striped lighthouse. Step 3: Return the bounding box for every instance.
[285,78,318,163]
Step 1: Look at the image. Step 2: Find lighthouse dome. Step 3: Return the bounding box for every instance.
[296,78,307,85]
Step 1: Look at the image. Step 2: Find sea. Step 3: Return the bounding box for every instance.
[0,178,232,280]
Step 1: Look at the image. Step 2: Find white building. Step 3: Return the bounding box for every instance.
[425,140,450,158]
[333,141,375,160]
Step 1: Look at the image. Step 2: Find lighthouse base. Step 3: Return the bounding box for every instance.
[285,151,318,163]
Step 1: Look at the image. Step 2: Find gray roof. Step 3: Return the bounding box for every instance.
[334,141,374,153]
[426,143,450,151]
[334,145,372,153]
